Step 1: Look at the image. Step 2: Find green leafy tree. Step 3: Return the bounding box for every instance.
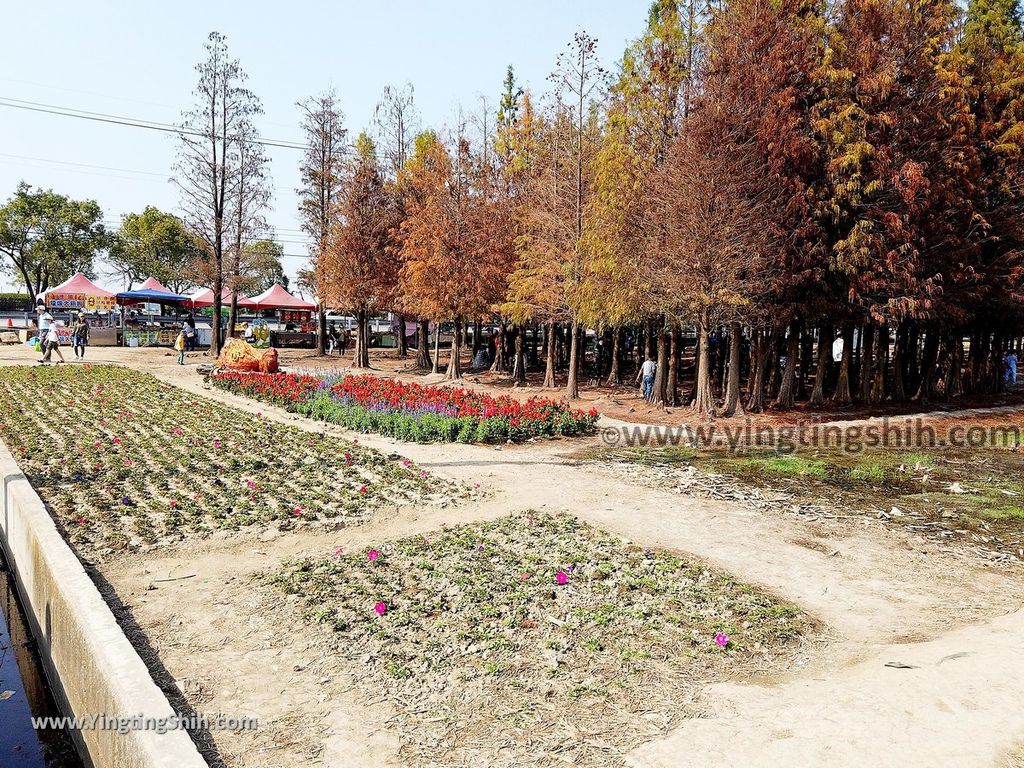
[585,0,693,397]
[109,206,200,292]
[0,182,107,299]
[953,0,1024,328]
[238,239,287,294]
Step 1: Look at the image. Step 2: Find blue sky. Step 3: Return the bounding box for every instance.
[0,0,650,292]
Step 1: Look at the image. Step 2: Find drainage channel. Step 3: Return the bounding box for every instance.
[0,553,82,767]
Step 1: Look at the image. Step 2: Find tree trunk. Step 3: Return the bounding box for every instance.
[892,319,908,401]
[765,331,781,400]
[490,320,506,372]
[211,269,223,356]
[666,325,679,407]
[445,318,463,380]
[906,321,921,392]
[353,306,370,368]
[543,321,557,388]
[746,329,769,413]
[722,321,744,416]
[774,319,801,409]
[809,325,831,407]
[416,320,432,369]
[512,324,527,386]
[565,321,582,399]
[651,320,668,406]
[316,303,327,356]
[226,293,239,345]
[692,317,715,414]
[431,322,440,374]
[606,326,622,386]
[396,313,408,356]
[989,331,1004,393]
[858,325,875,402]
[944,331,962,399]
[871,324,887,403]
[831,323,854,406]
[914,325,940,403]
[472,320,482,356]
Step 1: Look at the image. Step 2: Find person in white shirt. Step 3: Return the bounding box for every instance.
[832,335,844,363]
[38,323,66,364]
[37,305,53,342]
[636,354,657,401]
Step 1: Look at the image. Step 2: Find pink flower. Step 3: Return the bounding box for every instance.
[292,506,303,516]
[213,440,222,449]
[520,573,531,581]
[555,571,569,585]
[246,480,256,490]
[76,516,85,526]
[332,547,344,558]
[359,485,367,494]
[169,500,178,508]
[173,427,183,436]
[94,440,102,448]
[367,549,379,562]
[714,632,729,648]
[420,471,428,478]
[374,601,387,616]
[123,458,133,466]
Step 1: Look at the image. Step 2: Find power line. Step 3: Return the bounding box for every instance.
[0,152,168,177]
[0,96,306,150]
[0,151,302,194]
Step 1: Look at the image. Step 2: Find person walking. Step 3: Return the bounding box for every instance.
[174,329,186,365]
[72,313,89,360]
[38,323,66,364]
[36,305,53,349]
[1006,349,1018,386]
[635,353,657,401]
[183,315,197,351]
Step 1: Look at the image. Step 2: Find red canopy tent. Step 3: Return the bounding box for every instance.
[138,276,173,293]
[249,284,317,311]
[42,272,116,311]
[187,287,258,309]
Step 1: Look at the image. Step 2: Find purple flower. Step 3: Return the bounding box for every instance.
[714,632,729,648]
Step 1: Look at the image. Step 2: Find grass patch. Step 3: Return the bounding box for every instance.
[737,455,828,479]
[268,511,811,766]
[600,441,1024,557]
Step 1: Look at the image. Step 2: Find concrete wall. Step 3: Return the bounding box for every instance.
[0,440,208,768]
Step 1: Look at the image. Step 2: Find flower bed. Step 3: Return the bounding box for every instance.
[209,371,599,443]
[270,512,812,767]
[0,366,466,558]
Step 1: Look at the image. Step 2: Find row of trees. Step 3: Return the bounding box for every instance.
[0,185,285,303]
[304,0,1024,412]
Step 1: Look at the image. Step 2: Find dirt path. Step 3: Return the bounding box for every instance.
[3,345,1023,766]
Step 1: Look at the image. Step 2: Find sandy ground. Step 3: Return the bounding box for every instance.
[2,344,1023,767]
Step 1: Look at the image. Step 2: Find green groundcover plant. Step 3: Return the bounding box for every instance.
[0,365,466,556]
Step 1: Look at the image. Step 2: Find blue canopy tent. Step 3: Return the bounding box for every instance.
[115,282,192,348]
[114,288,190,303]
